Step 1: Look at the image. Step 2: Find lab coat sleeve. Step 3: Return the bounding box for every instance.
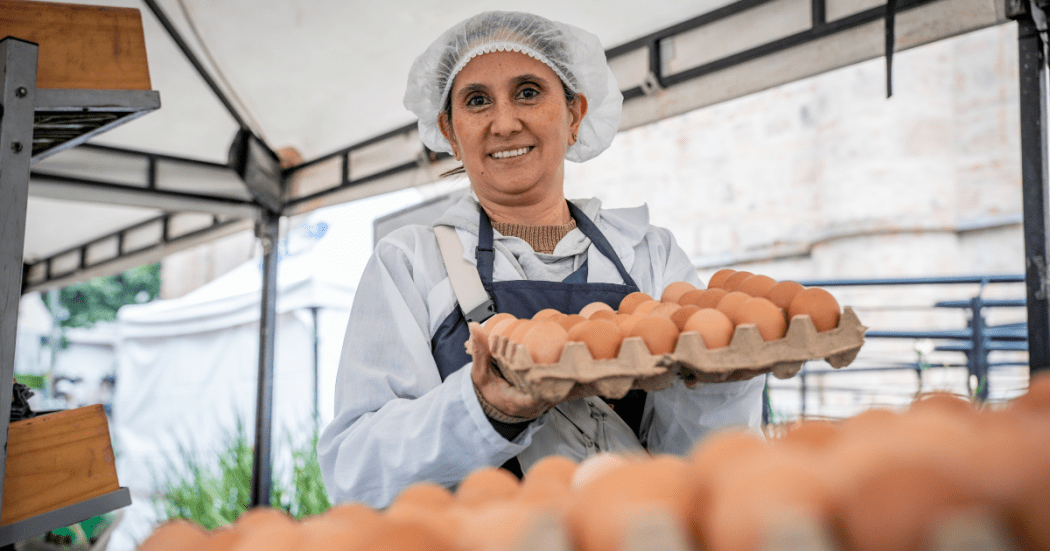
[640,226,766,454]
[317,233,542,508]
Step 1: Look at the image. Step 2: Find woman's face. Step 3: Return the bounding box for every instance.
[439,51,586,208]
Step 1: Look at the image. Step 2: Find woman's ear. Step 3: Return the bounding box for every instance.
[568,94,589,146]
[438,113,460,160]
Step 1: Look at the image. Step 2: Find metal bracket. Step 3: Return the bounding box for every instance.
[641,71,665,96]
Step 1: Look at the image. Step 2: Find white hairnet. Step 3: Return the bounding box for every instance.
[404,11,623,163]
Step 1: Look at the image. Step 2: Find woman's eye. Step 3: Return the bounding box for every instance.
[518,87,540,100]
[466,95,487,107]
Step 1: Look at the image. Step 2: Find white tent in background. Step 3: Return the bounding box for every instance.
[108,189,420,551]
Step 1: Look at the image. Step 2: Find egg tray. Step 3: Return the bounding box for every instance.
[469,307,866,402]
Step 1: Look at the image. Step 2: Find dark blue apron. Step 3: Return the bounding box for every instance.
[430,201,647,475]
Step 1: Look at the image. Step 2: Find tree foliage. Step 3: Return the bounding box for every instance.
[43,263,161,328]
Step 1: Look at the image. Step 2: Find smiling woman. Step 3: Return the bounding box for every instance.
[317,11,766,510]
[439,51,586,224]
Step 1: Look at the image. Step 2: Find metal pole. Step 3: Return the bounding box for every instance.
[0,38,37,524]
[1017,14,1050,374]
[970,296,989,402]
[250,210,279,507]
[310,306,320,424]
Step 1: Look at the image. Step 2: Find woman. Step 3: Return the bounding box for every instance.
[318,11,764,508]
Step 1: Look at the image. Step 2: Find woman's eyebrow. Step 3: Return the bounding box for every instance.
[512,74,548,87]
[456,83,488,99]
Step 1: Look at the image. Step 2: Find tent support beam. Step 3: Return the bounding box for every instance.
[140,0,253,135]
[250,209,279,507]
[1016,10,1050,374]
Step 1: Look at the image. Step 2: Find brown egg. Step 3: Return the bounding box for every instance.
[520,321,570,364]
[687,430,770,543]
[457,503,545,551]
[721,271,754,292]
[489,317,523,341]
[204,527,243,551]
[568,456,695,551]
[628,316,679,355]
[683,308,734,349]
[524,455,578,487]
[557,314,586,332]
[618,291,654,314]
[788,287,841,331]
[632,300,662,315]
[779,419,842,452]
[353,517,454,551]
[139,519,210,551]
[715,291,752,324]
[736,274,777,297]
[648,302,682,320]
[484,312,515,331]
[701,449,832,551]
[519,455,577,508]
[388,482,455,515]
[670,305,701,330]
[835,462,976,551]
[589,309,618,322]
[909,392,976,418]
[570,452,635,490]
[693,288,727,309]
[616,313,646,335]
[661,281,697,303]
[508,319,540,344]
[706,268,737,289]
[579,301,614,318]
[736,297,787,341]
[1009,371,1050,415]
[766,280,805,310]
[567,319,623,360]
[229,519,301,551]
[233,507,296,532]
[456,467,520,508]
[677,289,707,306]
[532,308,563,322]
[315,501,382,526]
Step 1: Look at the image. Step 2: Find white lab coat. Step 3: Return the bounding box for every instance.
[317,195,764,508]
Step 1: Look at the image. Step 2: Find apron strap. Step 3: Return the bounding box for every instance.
[476,200,638,290]
[434,225,496,324]
[565,202,638,289]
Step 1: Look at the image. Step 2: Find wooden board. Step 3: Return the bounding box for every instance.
[0,0,151,90]
[1,404,120,526]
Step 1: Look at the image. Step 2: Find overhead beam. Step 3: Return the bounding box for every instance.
[22,216,252,294]
[29,171,260,219]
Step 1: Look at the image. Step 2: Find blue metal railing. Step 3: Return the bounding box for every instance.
[763,274,1028,423]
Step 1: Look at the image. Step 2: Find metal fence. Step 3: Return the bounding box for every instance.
[762,275,1029,424]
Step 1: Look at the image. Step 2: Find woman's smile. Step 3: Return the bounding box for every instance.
[490,146,534,160]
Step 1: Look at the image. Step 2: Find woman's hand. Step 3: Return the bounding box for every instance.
[469,323,553,420]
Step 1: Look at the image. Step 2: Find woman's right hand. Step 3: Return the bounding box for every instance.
[469,323,553,420]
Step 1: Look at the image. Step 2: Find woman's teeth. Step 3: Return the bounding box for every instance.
[491,147,530,159]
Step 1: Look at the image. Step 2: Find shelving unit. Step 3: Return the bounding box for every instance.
[0,35,158,547]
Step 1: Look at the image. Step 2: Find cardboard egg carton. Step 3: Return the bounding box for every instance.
[469,307,866,402]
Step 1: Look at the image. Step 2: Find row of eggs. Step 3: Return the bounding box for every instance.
[480,271,842,364]
[139,375,1050,551]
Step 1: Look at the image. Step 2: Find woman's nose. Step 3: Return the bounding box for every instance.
[490,102,523,136]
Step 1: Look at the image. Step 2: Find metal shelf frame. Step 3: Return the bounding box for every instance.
[1,37,132,546]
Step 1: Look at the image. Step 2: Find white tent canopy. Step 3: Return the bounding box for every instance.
[20,0,1011,292]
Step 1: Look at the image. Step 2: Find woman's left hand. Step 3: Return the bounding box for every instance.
[469,323,554,420]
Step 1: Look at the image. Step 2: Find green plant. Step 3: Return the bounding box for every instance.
[152,420,329,529]
[43,263,160,329]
